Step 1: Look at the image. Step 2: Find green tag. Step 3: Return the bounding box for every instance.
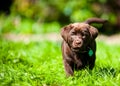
[88,49,93,57]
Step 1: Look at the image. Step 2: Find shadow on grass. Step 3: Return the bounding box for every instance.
[73,66,119,79]
[96,67,117,77]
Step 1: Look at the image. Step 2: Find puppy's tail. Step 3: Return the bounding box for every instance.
[85,18,107,24]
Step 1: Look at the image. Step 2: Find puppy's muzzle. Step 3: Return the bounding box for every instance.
[73,39,83,48]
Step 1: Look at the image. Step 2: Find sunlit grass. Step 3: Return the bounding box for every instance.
[0,40,120,86]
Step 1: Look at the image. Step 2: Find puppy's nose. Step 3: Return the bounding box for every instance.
[75,40,82,45]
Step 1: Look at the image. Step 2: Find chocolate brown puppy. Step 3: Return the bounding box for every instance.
[61,18,107,76]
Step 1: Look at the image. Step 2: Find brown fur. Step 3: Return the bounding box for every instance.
[61,18,106,76]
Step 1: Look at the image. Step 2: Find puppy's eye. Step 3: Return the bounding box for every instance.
[82,33,86,38]
[83,30,88,33]
[71,31,76,35]
[82,35,86,39]
[82,30,89,35]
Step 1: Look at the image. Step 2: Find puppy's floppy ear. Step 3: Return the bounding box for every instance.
[61,24,73,42]
[89,26,98,40]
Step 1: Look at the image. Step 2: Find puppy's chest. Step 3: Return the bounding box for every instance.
[73,53,90,67]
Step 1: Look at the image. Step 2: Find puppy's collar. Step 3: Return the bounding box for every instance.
[88,48,94,57]
[80,47,94,57]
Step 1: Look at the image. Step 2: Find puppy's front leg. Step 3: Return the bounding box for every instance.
[63,60,74,76]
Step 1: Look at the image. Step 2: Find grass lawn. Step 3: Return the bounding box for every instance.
[0,39,120,86]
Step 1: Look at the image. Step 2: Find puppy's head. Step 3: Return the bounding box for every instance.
[61,23,98,52]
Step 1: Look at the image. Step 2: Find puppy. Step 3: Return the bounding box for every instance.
[61,18,107,76]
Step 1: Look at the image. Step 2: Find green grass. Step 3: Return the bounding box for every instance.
[0,40,120,86]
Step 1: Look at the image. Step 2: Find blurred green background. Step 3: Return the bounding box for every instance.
[0,0,120,85]
[0,0,120,34]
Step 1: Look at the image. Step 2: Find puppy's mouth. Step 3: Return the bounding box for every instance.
[71,47,83,52]
[72,43,83,51]
[70,40,85,52]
